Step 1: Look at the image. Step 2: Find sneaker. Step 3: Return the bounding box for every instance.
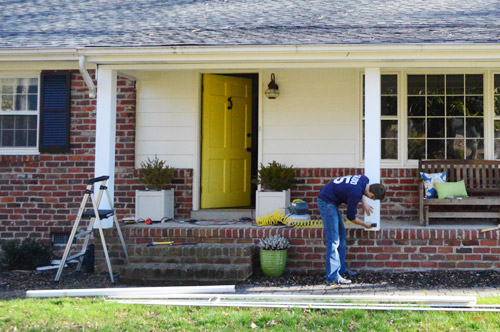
[335,277,352,284]
[327,276,352,285]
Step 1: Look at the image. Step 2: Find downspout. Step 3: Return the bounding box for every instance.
[79,55,96,98]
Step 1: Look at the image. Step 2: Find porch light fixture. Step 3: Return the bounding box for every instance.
[265,73,280,99]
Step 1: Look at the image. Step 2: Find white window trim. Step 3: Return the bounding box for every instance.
[360,69,492,168]
[0,72,41,155]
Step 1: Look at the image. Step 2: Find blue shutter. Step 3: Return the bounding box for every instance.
[39,72,71,153]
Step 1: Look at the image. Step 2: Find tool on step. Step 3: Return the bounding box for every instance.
[147,241,197,247]
[41,176,129,283]
[481,224,500,233]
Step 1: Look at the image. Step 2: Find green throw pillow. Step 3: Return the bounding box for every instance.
[434,180,468,199]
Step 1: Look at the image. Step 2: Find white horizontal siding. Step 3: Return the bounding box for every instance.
[135,71,197,168]
[262,69,359,167]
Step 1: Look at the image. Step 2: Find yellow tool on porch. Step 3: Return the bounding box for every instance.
[256,210,324,228]
[50,176,129,283]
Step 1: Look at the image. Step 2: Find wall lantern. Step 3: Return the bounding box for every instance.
[264,73,280,99]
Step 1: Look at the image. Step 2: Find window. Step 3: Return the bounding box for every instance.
[0,77,38,149]
[407,74,484,160]
[363,74,398,160]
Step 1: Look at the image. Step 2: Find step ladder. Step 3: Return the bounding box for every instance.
[53,175,129,283]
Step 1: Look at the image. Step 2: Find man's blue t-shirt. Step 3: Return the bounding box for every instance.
[318,175,369,221]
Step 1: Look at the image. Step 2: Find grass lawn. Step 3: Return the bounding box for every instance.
[1,297,499,331]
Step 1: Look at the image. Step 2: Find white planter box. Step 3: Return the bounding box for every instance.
[255,189,291,218]
[135,189,175,221]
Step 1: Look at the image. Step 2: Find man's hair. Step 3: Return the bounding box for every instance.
[370,183,386,200]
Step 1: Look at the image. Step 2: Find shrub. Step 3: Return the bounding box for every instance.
[1,238,52,270]
[139,155,175,191]
[259,234,290,251]
[255,161,295,191]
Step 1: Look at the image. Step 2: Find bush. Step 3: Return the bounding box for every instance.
[255,161,295,191]
[139,155,175,191]
[1,238,52,270]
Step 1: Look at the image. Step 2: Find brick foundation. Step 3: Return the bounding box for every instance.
[96,225,500,275]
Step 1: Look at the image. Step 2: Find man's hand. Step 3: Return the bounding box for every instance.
[361,196,374,216]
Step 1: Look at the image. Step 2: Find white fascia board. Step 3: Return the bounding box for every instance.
[2,43,500,65]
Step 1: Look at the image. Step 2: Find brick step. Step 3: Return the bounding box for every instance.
[119,262,253,286]
[128,243,255,264]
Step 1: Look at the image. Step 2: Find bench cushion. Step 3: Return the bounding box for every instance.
[434,180,468,199]
[420,171,446,198]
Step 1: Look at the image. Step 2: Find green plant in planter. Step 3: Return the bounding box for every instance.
[139,155,175,191]
[259,234,290,277]
[255,161,295,191]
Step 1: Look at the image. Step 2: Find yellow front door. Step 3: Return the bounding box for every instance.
[201,74,252,208]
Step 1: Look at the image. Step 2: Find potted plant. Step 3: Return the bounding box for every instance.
[259,234,290,277]
[254,161,295,218]
[135,155,175,221]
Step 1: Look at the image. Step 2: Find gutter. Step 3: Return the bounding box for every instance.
[79,56,96,98]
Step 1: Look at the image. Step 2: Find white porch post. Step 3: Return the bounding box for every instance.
[364,68,381,230]
[94,68,117,229]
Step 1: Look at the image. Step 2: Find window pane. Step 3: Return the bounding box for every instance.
[466,139,484,159]
[382,120,397,138]
[408,119,425,138]
[447,139,464,159]
[447,118,464,137]
[447,96,464,116]
[495,139,500,159]
[427,75,445,95]
[1,130,13,146]
[381,75,397,94]
[15,115,27,129]
[408,139,425,159]
[408,75,425,95]
[28,94,37,111]
[446,75,464,95]
[1,95,13,110]
[382,139,397,159]
[14,95,27,110]
[495,75,500,94]
[465,96,483,116]
[495,120,500,138]
[28,115,37,129]
[1,81,13,94]
[15,78,28,94]
[408,96,425,116]
[28,78,38,93]
[495,95,500,116]
[466,74,483,94]
[381,96,397,116]
[14,130,27,147]
[3,116,14,129]
[466,118,483,138]
[427,96,445,116]
[427,118,445,138]
[427,140,445,159]
[28,130,37,147]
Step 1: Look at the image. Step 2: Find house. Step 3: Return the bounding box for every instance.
[1,0,499,281]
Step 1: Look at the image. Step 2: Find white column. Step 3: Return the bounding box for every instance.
[94,68,117,229]
[364,68,381,230]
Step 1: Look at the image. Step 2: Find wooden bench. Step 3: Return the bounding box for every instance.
[419,159,500,226]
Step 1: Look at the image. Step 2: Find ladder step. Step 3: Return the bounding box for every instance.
[82,209,114,219]
[37,264,68,271]
[67,252,86,261]
[75,230,92,238]
[51,259,78,265]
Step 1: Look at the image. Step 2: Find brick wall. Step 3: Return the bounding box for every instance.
[96,225,500,275]
[293,168,419,221]
[0,70,192,248]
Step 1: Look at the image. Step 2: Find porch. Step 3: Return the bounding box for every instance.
[94,219,500,286]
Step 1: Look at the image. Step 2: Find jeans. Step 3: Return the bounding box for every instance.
[318,198,347,282]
